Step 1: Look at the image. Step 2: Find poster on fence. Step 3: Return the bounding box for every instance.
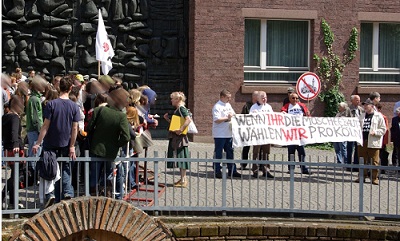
[231,113,362,148]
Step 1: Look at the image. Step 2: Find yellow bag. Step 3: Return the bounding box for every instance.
[169,115,188,135]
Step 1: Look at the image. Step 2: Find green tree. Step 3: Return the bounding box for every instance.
[313,19,358,117]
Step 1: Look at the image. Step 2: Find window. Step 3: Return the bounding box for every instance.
[244,19,310,84]
[359,22,400,84]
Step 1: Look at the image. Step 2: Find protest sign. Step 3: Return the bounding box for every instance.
[231,112,362,148]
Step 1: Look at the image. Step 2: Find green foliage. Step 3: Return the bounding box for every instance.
[314,19,358,117]
[308,142,334,150]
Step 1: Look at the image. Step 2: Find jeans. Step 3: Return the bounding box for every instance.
[89,155,125,198]
[213,138,237,174]
[333,142,348,164]
[115,162,126,199]
[27,131,41,158]
[287,145,309,172]
[89,155,113,191]
[347,141,359,165]
[45,146,74,203]
[54,161,74,202]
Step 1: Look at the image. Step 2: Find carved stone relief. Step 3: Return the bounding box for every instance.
[2,0,188,124]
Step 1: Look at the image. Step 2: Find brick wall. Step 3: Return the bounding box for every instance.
[170,222,400,240]
[7,197,400,241]
[189,0,400,140]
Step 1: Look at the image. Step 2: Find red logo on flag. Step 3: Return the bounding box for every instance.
[102,42,109,52]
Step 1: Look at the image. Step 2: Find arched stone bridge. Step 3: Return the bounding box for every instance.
[11,197,173,241]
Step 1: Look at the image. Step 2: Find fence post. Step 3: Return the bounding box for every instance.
[13,153,20,219]
[289,154,295,218]
[221,152,227,216]
[358,157,364,220]
[85,150,90,196]
[154,151,159,216]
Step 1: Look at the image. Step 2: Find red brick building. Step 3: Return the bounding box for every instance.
[187,0,400,141]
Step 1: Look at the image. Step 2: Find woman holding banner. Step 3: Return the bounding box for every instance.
[281,92,312,174]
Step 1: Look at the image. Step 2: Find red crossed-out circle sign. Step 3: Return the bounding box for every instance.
[296,72,321,101]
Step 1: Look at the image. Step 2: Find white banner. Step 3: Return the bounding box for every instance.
[232,113,362,148]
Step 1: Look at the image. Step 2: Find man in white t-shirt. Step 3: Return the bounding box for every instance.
[281,92,311,174]
[249,91,274,178]
[212,89,241,178]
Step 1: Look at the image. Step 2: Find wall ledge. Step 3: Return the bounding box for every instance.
[357,85,400,95]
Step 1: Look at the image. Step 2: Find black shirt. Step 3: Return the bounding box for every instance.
[362,113,374,140]
[2,112,23,150]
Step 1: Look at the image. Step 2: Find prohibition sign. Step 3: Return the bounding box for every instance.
[296,72,321,101]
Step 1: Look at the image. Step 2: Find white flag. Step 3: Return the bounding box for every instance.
[96,9,114,75]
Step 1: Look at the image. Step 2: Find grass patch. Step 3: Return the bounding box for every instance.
[307,143,334,151]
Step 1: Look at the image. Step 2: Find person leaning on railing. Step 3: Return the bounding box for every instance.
[2,95,25,209]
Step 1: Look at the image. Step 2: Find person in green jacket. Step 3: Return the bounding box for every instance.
[87,86,131,199]
[26,76,47,158]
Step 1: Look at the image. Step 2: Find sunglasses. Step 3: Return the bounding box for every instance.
[291,97,299,100]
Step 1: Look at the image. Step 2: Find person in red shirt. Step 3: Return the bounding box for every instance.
[281,93,311,175]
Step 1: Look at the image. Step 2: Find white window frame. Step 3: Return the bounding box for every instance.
[244,19,311,84]
[359,22,400,85]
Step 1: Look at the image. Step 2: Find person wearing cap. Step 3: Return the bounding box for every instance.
[74,74,86,112]
[283,87,295,106]
[356,98,386,185]
[75,74,84,83]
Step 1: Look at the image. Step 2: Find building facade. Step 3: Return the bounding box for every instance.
[188,0,400,141]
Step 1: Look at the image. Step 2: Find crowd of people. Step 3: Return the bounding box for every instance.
[211,88,400,186]
[1,68,162,209]
[2,68,400,209]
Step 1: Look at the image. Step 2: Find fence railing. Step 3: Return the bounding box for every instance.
[2,152,400,219]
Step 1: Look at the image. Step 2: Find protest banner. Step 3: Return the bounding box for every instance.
[231,112,362,148]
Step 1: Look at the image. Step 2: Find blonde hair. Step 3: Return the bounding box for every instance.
[170,91,186,106]
[126,106,140,127]
[128,89,142,106]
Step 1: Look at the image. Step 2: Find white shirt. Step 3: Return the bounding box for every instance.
[249,102,273,113]
[287,103,304,116]
[212,100,235,138]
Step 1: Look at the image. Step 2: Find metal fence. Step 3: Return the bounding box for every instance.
[2,152,400,219]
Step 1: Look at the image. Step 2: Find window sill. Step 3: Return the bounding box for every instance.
[241,84,295,94]
[357,85,400,95]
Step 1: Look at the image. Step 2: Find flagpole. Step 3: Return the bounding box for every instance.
[98,61,101,80]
